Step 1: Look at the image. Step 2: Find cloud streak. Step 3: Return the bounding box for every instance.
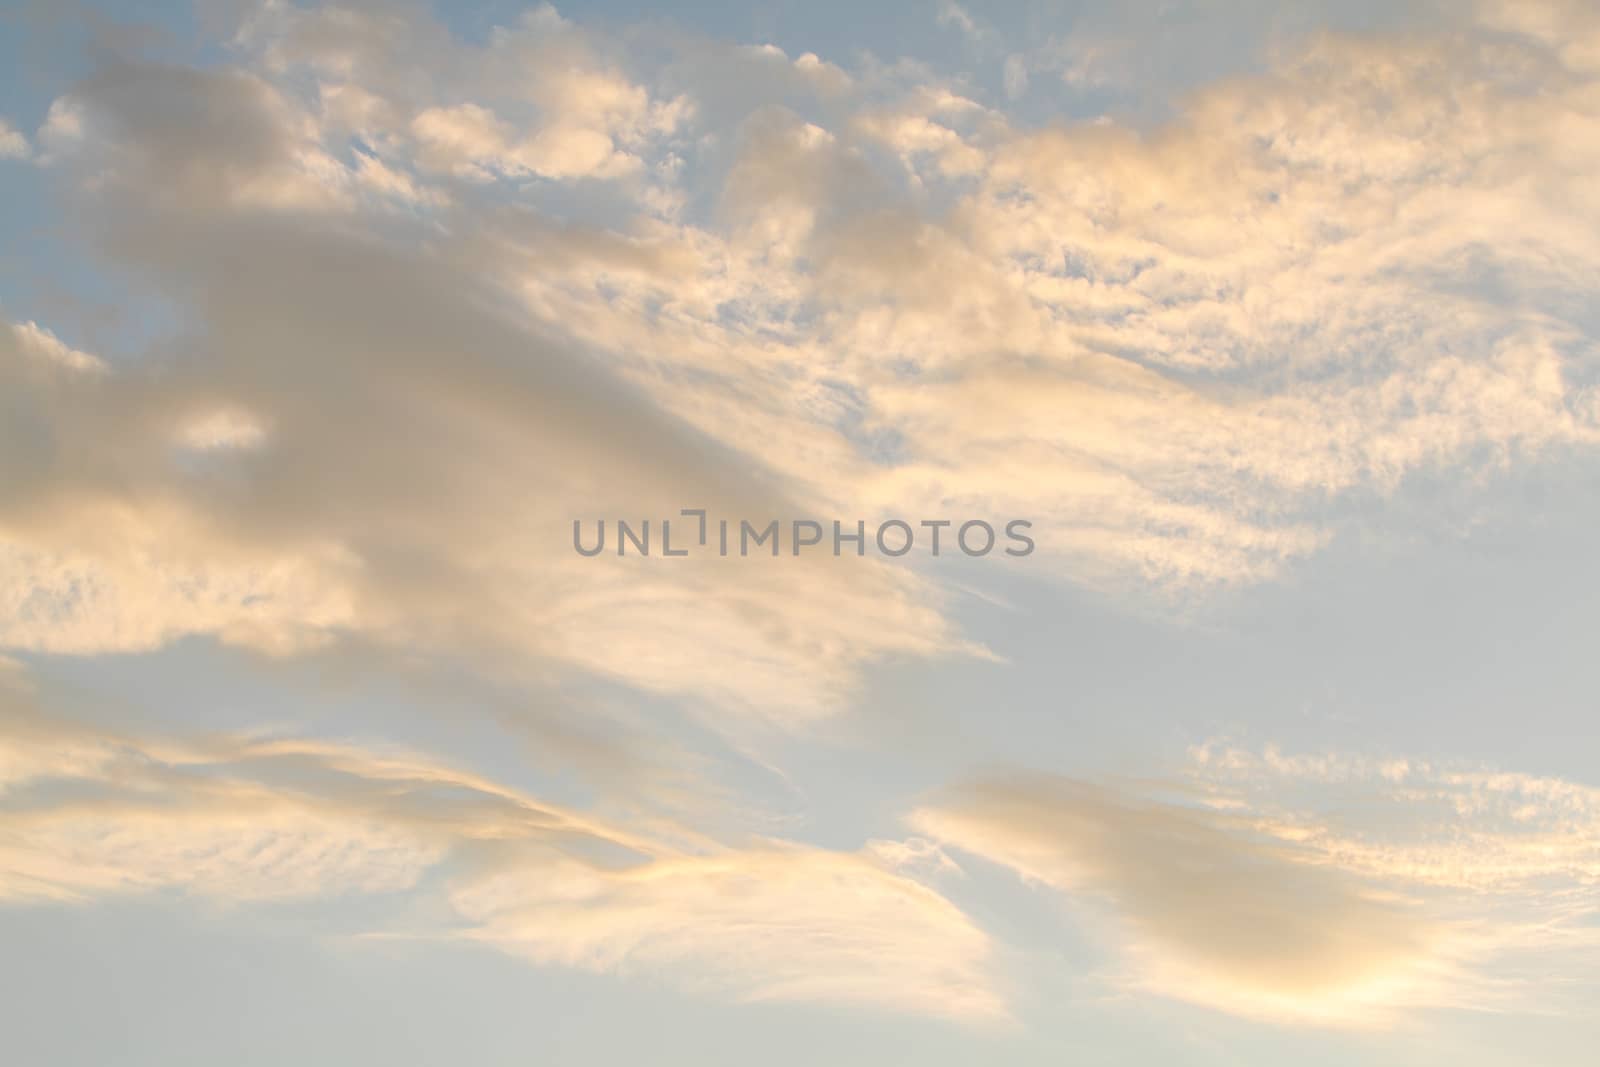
[0,666,1006,1022]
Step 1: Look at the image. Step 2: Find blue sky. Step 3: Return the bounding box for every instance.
[2,1,1600,1064]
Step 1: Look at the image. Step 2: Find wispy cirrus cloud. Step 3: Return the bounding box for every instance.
[0,665,1006,1022]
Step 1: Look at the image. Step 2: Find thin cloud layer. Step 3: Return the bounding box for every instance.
[452,846,1003,1020]
[0,666,1005,1022]
[1187,741,1600,905]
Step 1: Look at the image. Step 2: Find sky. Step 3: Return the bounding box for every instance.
[1,0,1599,1063]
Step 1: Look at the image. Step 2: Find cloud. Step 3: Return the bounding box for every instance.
[0,117,29,159]
[407,94,649,183]
[0,669,1004,1022]
[3,319,105,373]
[915,747,1600,1027]
[237,0,689,186]
[0,57,977,723]
[1187,742,1600,898]
[1002,55,1028,100]
[8,1,1600,719]
[913,775,1456,1026]
[5,0,1600,1045]
[452,846,1003,1020]
[851,89,991,180]
[936,2,996,48]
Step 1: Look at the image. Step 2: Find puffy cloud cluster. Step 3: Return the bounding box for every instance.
[0,64,970,720]
[3,2,1599,724]
[3,2,1596,727]
[239,0,690,185]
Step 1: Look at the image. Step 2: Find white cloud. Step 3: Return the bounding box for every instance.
[0,117,29,159]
